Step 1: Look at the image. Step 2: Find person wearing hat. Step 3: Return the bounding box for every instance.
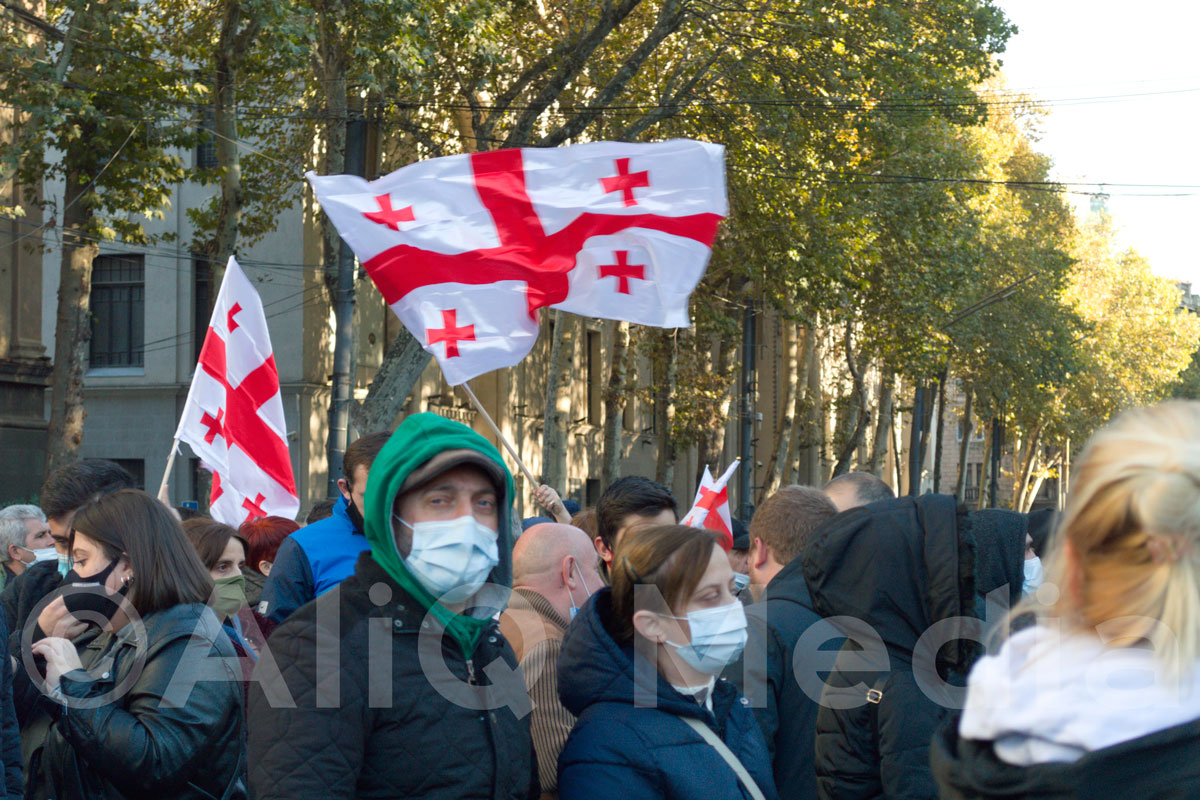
[727,517,752,603]
[247,413,537,799]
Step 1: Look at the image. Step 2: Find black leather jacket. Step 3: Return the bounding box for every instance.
[21,602,245,800]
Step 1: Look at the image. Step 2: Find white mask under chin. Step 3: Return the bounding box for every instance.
[395,514,500,603]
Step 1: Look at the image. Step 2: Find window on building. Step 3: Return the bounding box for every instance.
[956,417,986,442]
[110,458,145,490]
[194,256,212,361]
[197,105,217,170]
[586,330,601,426]
[89,254,145,368]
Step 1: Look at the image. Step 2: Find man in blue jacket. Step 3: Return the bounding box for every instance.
[258,432,389,623]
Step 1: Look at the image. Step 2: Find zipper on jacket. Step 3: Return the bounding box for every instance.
[466,657,477,685]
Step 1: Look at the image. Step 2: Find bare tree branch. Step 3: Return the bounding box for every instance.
[538,0,689,147]
[501,0,646,147]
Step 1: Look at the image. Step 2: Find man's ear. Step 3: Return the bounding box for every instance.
[632,609,667,644]
[7,544,21,562]
[752,537,770,570]
[336,477,351,499]
[561,556,575,589]
[258,560,273,577]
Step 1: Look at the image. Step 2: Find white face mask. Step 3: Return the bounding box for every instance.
[662,600,749,676]
[567,560,592,621]
[1023,556,1044,595]
[395,514,500,603]
[17,545,57,565]
[732,572,751,594]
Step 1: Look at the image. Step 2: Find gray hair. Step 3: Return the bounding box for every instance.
[0,505,47,564]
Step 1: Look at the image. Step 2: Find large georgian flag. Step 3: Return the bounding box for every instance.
[175,256,299,525]
[681,461,740,551]
[308,139,727,385]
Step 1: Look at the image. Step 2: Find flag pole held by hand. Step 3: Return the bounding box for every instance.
[461,380,539,488]
[158,438,181,506]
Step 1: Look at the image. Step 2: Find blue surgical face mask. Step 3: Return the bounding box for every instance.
[567,560,592,620]
[1023,557,1044,595]
[57,552,70,578]
[17,545,58,565]
[732,572,751,594]
[394,514,499,603]
[662,601,749,676]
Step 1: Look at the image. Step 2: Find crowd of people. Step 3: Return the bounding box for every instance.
[0,400,1198,798]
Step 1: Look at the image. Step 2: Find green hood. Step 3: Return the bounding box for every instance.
[364,412,516,658]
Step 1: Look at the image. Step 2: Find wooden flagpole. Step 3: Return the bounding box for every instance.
[157,437,181,504]
[461,380,539,488]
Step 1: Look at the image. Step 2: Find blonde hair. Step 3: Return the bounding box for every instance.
[1033,401,1200,675]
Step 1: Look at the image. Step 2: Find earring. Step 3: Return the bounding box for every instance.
[121,574,133,587]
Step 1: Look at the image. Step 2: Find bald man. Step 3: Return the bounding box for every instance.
[499,523,601,798]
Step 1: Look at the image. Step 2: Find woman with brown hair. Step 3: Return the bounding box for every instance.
[556,524,777,800]
[183,518,275,666]
[18,490,245,799]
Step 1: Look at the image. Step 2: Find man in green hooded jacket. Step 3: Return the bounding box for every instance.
[247,413,537,799]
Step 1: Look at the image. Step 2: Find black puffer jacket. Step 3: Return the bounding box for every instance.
[931,712,1200,799]
[20,603,246,800]
[247,551,536,800]
[802,495,976,800]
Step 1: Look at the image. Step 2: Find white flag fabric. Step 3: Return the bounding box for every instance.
[175,256,299,525]
[308,139,727,385]
[681,460,740,550]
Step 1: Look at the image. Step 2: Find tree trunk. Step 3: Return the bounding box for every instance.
[654,330,677,487]
[783,325,815,486]
[350,328,431,432]
[541,310,575,491]
[977,421,992,510]
[208,0,262,282]
[1014,422,1044,512]
[1021,447,1060,513]
[932,369,948,493]
[832,323,869,477]
[316,11,348,277]
[45,162,98,473]
[867,371,895,476]
[695,333,737,487]
[601,320,629,489]
[799,327,823,484]
[759,321,800,502]
[955,388,974,500]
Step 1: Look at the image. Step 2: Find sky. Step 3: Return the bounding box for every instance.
[995,0,1200,284]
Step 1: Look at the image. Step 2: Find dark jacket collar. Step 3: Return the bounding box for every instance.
[763,550,816,610]
[558,588,735,723]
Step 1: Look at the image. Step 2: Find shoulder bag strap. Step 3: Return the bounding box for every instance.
[678,716,767,800]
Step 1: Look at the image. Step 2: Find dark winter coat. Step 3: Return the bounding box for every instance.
[557,588,780,800]
[19,603,246,800]
[724,554,842,800]
[3,559,62,657]
[930,712,1200,799]
[247,551,537,800]
[802,495,977,800]
[0,611,21,797]
[968,510,1025,618]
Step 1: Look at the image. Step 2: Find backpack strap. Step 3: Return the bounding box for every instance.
[678,716,767,800]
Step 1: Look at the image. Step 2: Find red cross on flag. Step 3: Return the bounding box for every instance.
[681,461,741,551]
[174,256,299,526]
[307,139,727,385]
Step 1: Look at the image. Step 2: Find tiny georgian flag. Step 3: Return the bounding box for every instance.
[681,460,741,551]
